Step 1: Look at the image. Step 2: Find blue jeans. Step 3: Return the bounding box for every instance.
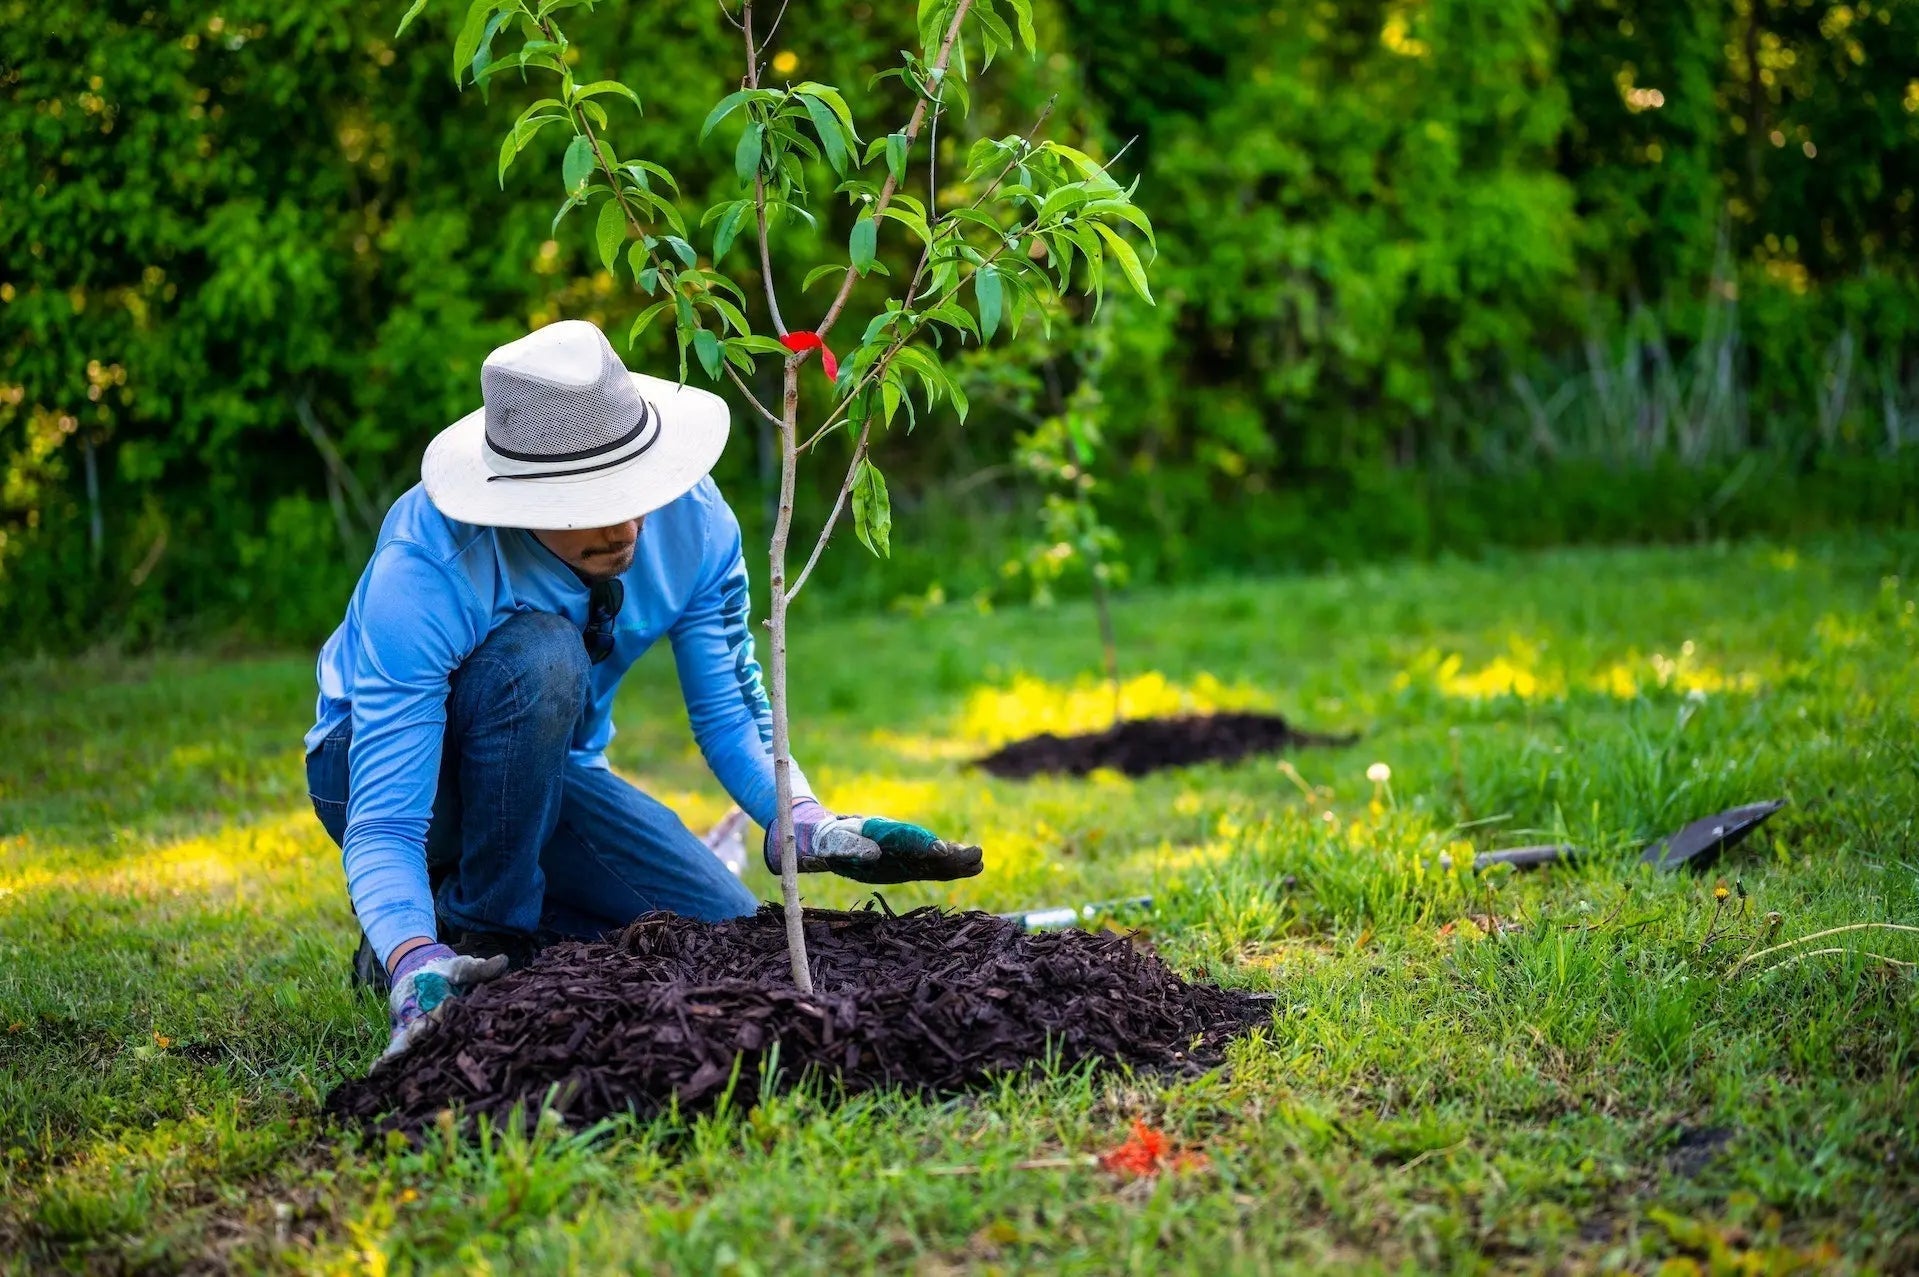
[307,611,758,946]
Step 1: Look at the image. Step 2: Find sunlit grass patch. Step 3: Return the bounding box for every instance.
[1395,634,1764,705]
[955,670,1267,748]
[2,538,1917,1272]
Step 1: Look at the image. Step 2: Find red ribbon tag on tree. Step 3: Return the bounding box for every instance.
[778,331,839,381]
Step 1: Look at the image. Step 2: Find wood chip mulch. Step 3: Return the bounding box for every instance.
[324,903,1265,1136]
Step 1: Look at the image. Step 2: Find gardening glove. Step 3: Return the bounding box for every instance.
[378,942,508,1063]
[765,797,984,884]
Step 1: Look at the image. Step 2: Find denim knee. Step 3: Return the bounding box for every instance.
[452,610,589,736]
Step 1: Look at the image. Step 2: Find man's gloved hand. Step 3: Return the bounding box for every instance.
[765,798,984,885]
[378,942,509,1063]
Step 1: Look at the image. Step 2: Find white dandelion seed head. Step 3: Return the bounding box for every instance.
[1367,762,1392,784]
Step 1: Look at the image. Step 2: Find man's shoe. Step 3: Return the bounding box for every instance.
[350,933,389,995]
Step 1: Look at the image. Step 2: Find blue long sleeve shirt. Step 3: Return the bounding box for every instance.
[306,477,810,964]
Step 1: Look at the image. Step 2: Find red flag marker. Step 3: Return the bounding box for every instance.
[778,331,839,381]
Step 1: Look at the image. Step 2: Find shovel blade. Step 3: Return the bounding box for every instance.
[1640,800,1786,872]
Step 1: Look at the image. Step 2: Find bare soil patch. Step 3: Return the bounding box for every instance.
[975,711,1354,780]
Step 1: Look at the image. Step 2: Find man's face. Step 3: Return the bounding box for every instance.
[534,518,642,582]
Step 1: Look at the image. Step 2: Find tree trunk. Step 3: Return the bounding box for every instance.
[767,359,813,993]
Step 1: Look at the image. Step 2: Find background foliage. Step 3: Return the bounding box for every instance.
[3,0,1916,649]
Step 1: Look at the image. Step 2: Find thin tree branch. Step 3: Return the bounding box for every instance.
[795,218,1044,457]
[902,95,1054,309]
[724,364,785,427]
[796,327,918,453]
[758,0,793,53]
[544,19,662,267]
[927,87,940,213]
[742,1,789,334]
[813,0,975,342]
[786,418,873,603]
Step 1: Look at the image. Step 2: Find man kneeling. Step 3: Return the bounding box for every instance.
[305,320,981,1059]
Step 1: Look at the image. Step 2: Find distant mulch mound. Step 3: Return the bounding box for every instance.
[325,904,1264,1136]
[975,712,1355,780]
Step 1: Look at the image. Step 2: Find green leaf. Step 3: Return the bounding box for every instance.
[595,199,625,273]
[917,0,951,56]
[690,268,748,306]
[890,345,948,409]
[943,207,1005,233]
[974,265,1002,341]
[468,9,510,97]
[622,159,680,194]
[712,202,747,262]
[562,134,596,194]
[926,300,980,343]
[395,0,430,39]
[693,328,723,379]
[885,132,909,185]
[652,197,688,239]
[876,204,929,246]
[803,263,847,291]
[1092,222,1153,304]
[516,97,565,127]
[499,114,565,187]
[1037,185,1091,224]
[728,335,791,356]
[849,216,877,275]
[627,299,673,345]
[793,82,861,142]
[701,90,754,141]
[450,0,494,86]
[706,294,750,335]
[851,459,891,558]
[1086,198,1156,248]
[628,242,655,288]
[1004,0,1037,54]
[571,80,642,112]
[971,3,1015,68]
[1041,141,1108,182]
[497,129,520,189]
[735,122,764,185]
[664,236,698,267]
[797,94,848,174]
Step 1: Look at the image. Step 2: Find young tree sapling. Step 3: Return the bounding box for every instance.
[403,0,1156,991]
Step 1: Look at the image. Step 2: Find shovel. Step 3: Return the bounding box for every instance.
[1438,800,1786,876]
[1639,799,1785,872]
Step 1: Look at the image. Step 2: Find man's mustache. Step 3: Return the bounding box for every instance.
[581,541,635,559]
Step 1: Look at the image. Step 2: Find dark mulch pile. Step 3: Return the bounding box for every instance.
[975,711,1354,780]
[325,903,1264,1136]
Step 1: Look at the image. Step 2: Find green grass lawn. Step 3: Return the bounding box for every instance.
[3,537,1917,1273]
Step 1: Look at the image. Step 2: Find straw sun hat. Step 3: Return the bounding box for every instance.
[421,319,729,530]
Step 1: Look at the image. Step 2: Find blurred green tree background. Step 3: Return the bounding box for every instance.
[3,0,1916,650]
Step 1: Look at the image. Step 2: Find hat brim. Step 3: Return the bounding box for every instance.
[421,372,730,530]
